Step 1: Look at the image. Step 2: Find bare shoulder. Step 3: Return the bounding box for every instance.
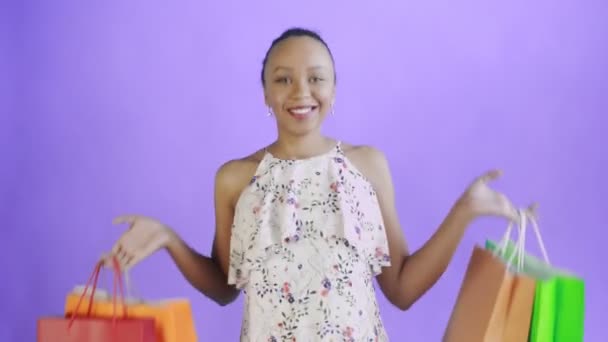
[215,148,266,206]
[341,142,391,186]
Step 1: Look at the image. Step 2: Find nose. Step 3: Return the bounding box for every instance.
[290,78,311,98]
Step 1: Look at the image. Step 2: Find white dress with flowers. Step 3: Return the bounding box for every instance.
[228,142,392,341]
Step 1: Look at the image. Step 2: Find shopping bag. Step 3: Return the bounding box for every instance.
[65,292,197,342]
[37,317,157,342]
[38,257,157,342]
[486,210,585,342]
[443,210,536,342]
[65,267,197,342]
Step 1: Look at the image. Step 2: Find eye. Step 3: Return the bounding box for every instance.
[310,76,324,83]
[274,77,290,84]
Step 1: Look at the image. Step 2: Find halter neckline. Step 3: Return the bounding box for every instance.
[264,140,342,162]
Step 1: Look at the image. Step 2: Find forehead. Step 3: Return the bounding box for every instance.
[266,36,333,70]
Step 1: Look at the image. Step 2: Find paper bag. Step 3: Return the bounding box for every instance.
[38,257,157,342]
[444,210,536,342]
[486,222,584,342]
[65,275,197,342]
[443,246,535,342]
[37,317,157,342]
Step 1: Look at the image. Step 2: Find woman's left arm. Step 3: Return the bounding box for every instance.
[354,146,519,311]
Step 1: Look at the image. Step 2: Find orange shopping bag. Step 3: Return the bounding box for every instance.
[39,257,157,342]
[444,210,536,342]
[65,267,197,342]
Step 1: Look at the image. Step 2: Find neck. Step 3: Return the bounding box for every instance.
[270,131,334,160]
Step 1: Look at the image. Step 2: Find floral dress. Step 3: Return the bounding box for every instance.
[228,142,392,341]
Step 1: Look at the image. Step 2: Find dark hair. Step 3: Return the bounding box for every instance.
[260,27,336,86]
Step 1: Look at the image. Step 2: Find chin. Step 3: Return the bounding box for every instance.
[287,126,320,137]
[277,112,324,132]
[281,121,323,137]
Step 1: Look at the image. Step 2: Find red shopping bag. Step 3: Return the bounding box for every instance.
[37,257,157,342]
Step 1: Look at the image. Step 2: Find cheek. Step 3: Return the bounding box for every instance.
[265,89,287,107]
[315,89,335,108]
[265,96,282,110]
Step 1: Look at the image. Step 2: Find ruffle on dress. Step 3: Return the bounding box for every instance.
[227,147,391,289]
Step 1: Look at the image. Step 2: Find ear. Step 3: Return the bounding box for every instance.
[263,89,270,107]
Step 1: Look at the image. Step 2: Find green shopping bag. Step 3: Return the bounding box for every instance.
[486,210,584,342]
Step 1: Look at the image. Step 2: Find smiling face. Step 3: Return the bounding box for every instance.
[263,36,336,138]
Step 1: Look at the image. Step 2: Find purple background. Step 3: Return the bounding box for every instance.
[3,0,607,341]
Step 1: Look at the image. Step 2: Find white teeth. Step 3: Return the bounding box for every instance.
[289,107,313,115]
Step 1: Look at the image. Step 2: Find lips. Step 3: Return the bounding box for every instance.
[287,106,318,119]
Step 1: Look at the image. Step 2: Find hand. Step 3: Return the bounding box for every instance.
[104,215,177,270]
[457,169,527,222]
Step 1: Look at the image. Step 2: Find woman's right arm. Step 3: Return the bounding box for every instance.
[163,161,244,306]
[111,160,250,306]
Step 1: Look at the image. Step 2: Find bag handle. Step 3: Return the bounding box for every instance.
[495,206,551,271]
[510,208,528,271]
[495,209,525,270]
[91,256,139,303]
[68,256,128,328]
[525,209,551,264]
[110,257,128,323]
[495,221,516,256]
[68,261,102,322]
[123,269,144,303]
[499,208,527,272]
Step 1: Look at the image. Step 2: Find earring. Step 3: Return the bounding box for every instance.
[267,107,273,117]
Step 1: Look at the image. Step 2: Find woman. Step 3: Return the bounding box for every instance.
[109,28,521,341]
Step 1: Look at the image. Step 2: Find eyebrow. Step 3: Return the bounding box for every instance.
[273,66,326,72]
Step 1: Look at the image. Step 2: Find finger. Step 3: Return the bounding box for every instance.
[113,215,138,226]
[478,169,502,183]
[509,208,519,222]
[123,253,143,270]
[112,242,122,254]
[112,243,130,259]
[115,240,145,270]
[123,255,135,270]
[102,251,123,270]
[119,246,146,270]
[115,245,125,260]
[526,202,540,218]
[502,196,519,222]
[99,252,113,268]
[114,248,133,270]
[112,234,146,269]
